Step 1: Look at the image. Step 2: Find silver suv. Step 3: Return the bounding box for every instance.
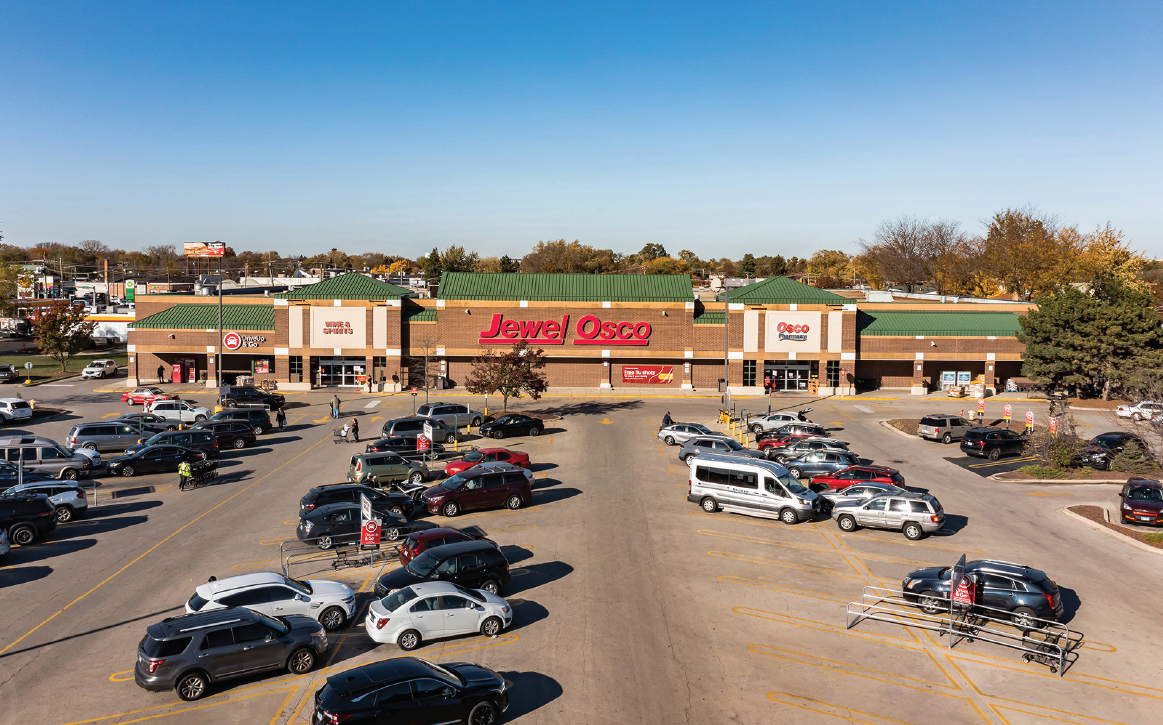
[416,402,484,429]
[679,436,766,463]
[657,423,730,446]
[146,400,211,426]
[918,415,972,444]
[831,491,945,540]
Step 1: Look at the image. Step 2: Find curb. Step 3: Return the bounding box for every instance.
[878,420,916,439]
[988,474,1128,485]
[24,372,82,386]
[1060,506,1163,556]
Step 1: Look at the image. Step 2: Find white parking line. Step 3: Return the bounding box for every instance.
[364,400,381,409]
[853,405,874,414]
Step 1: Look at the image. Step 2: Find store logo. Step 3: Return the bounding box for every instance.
[775,321,810,342]
[223,332,266,350]
[322,320,354,335]
[478,313,652,346]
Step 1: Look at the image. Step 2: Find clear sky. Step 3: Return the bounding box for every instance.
[2,1,1161,259]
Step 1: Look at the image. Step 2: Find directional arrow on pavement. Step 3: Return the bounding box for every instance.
[100,412,120,419]
[370,416,383,422]
[313,416,332,424]
[601,418,612,425]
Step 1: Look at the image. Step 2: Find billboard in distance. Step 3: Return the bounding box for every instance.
[184,242,226,258]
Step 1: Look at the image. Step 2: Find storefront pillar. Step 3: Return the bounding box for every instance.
[682,356,693,390]
[911,357,927,396]
[985,355,997,395]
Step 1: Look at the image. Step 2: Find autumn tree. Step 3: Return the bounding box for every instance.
[32,301,98,371]
[521,240,620,274]
[980,208,1083,301]
[464,341,548,412]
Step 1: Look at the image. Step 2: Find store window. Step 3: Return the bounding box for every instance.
[826,360,840,387]
[252,359,272,374]
[373,356,386,382]
[743,360,757,387]
[289,356,303,376]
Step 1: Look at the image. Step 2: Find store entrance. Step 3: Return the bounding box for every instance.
[317,356,367,387]
[763,361,813,391]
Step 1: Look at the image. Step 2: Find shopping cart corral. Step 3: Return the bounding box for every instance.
[845,585,1083,676]
[279,537,397,577]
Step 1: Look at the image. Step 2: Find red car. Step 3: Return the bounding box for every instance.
[1120,479,1163,526]
[443,447,531,477]
[121,387,177,406]
[809,465,905,491]
[397,527,497,565]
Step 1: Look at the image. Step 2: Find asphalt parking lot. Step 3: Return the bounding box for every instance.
[2,380,1162,725]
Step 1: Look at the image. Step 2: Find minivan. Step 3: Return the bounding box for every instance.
[416,402,485,429]
[0,436,96,480]
[687,453,820,525]
[67,422,146,452]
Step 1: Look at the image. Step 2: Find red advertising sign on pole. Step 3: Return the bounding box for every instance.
[977,398,985,414]
[416,435,431,452]
[951,577,975,607]
[361,519,381,547]
[1003,404,1012,421]
[1025,411,1034,428]
[1049,417,1057,434]
[622,365,675,384]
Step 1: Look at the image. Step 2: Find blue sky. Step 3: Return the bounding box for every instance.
[2,1,1161,259]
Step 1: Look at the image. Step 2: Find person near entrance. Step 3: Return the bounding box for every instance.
[275,407,287,431]
[331,394,341,419]
[157,364,166,384]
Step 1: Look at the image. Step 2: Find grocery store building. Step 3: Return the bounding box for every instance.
[125,272,1032,396]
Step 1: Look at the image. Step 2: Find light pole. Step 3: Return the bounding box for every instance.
[216,272,223,388]
[722,286,730,395]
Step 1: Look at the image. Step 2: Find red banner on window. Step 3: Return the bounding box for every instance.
[622,365,675,384]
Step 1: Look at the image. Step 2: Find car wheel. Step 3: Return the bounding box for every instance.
[493,430,504,440]
[480,579,500,595]
[397,629,422,651]
[82,442,98,451]
[701,497,718,513]
[55,505,75,524]
[764,447,777,460]
[119,465,135,477]
[468,701,498,725]
[225,400,236,409]
[918,591,944,615]
[775,456,789,464]
[287,648,315,674]
[751,424,763,434]
[988,447,1000,461]
[506,494,522,510]
[176,671,209,701]
[903,522,924,540]
[942,432,952,444]
[10,524,36,546]
[127,399,135,406]
[481,616,503,637]
[780,508,798,525]
[409,471,424,484]
[681,453,693,463]
[195,415,206,423]
[1102,459,1112,471]
[62,468,79,480]
[529,427,541,437]
[788,467,803,479]
[1011,607,1039,631]
[444,433,455,444]
[837,515,857,532]
[165,425,177,432]
[443,501,460,517]
[319,607,346,632]
[232,438,246,449]
[316,535,333,550]
[664,435,676,446]
[384,527,400,541]
[388,505,406,518]
[471,417,482,427]
[1132,412,1142,422]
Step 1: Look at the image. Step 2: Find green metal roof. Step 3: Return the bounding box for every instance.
[857,310,1023,337]
[275,273,410,300]
[693,309,724,325]
[404,307,437,322]
[724,277,850,305]
[130,304,275,331]
[437,272,694,302]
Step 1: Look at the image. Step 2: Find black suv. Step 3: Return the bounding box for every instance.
[208,408,273,434]
[0,493,57,545]
[296,502,416,549]
[374,540,512,597]
[218,385,285,410]
[134,607,326,701]
[902,559,1064,628]
[960,427,1028,460]
[1078,432,1148,470]
[313,657,508,725]
[300,483,415,520]
[125,429,219,459]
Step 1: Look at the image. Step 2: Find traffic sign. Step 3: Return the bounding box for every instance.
[24,362,32,370]
[416,435,431,451]
[1003,404,1012,421]
[223,332,242,351]
[361,519,381,546]
[423,421,434,442]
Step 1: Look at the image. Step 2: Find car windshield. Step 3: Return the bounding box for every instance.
[283,576,312,595]
[144,433,165,445]
[406,551,441,577]
[252,611,290,634]
[1128,487,1163,502]
[462,451,484,463]
[690,424,713,434]
[381,586,419,612]
[419,659,465,686]
[416,405,432,415]
[780,473,808,494]
[452,583,486,602]
[443,474,468,490]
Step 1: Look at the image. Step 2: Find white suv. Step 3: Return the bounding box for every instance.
[185,571,356,632]
[145,399,211,425]
[0,398,33,424]
[81,360,119,379]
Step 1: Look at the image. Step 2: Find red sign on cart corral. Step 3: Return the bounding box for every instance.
[416,435,431,451]
[1049,417,1057,434]
[977,398,985,413]
[951,577,974,606]
[1025,411,1034,426]
[1003,404,1012,420]
[361,519,381,546]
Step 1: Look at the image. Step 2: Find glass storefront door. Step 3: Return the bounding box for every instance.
[318,357,367,386]
[763,361,813,391]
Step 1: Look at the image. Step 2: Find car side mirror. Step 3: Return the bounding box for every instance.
[265,633,274,642]
[297,594,309,602]
[442,687,454,698]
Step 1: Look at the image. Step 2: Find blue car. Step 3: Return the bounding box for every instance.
[0,461,53,492]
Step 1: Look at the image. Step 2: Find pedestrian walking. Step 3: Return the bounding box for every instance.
[331,394,340,419]
[178,458,193,491]
[350,416,359,442]
[367,377,373,393]
[157,364,166,384]
[275,407,287,431]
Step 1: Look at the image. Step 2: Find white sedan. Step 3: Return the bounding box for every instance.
[365,581,512,651]
[1116,401,1163,422]
[185,571,356,631]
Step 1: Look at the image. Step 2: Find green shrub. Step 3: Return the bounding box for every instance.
[1017,465,1068,479]
[1111,442,1157,474]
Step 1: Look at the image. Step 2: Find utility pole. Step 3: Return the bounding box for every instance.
[217,277,223,387]
[722,286,730,394]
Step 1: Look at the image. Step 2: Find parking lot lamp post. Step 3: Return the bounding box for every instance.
[723,287,729,394]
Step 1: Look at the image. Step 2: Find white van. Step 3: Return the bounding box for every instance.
[686,453,820,525]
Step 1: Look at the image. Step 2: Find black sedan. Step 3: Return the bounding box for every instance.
[300,483,415,520]
[1078,432,1148,470]
[106,445,205,477]
[478,413,544,440]
[296,502,414,549]
[364,436,446,459]
[116,413,170,428]
[313,657,508,725]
